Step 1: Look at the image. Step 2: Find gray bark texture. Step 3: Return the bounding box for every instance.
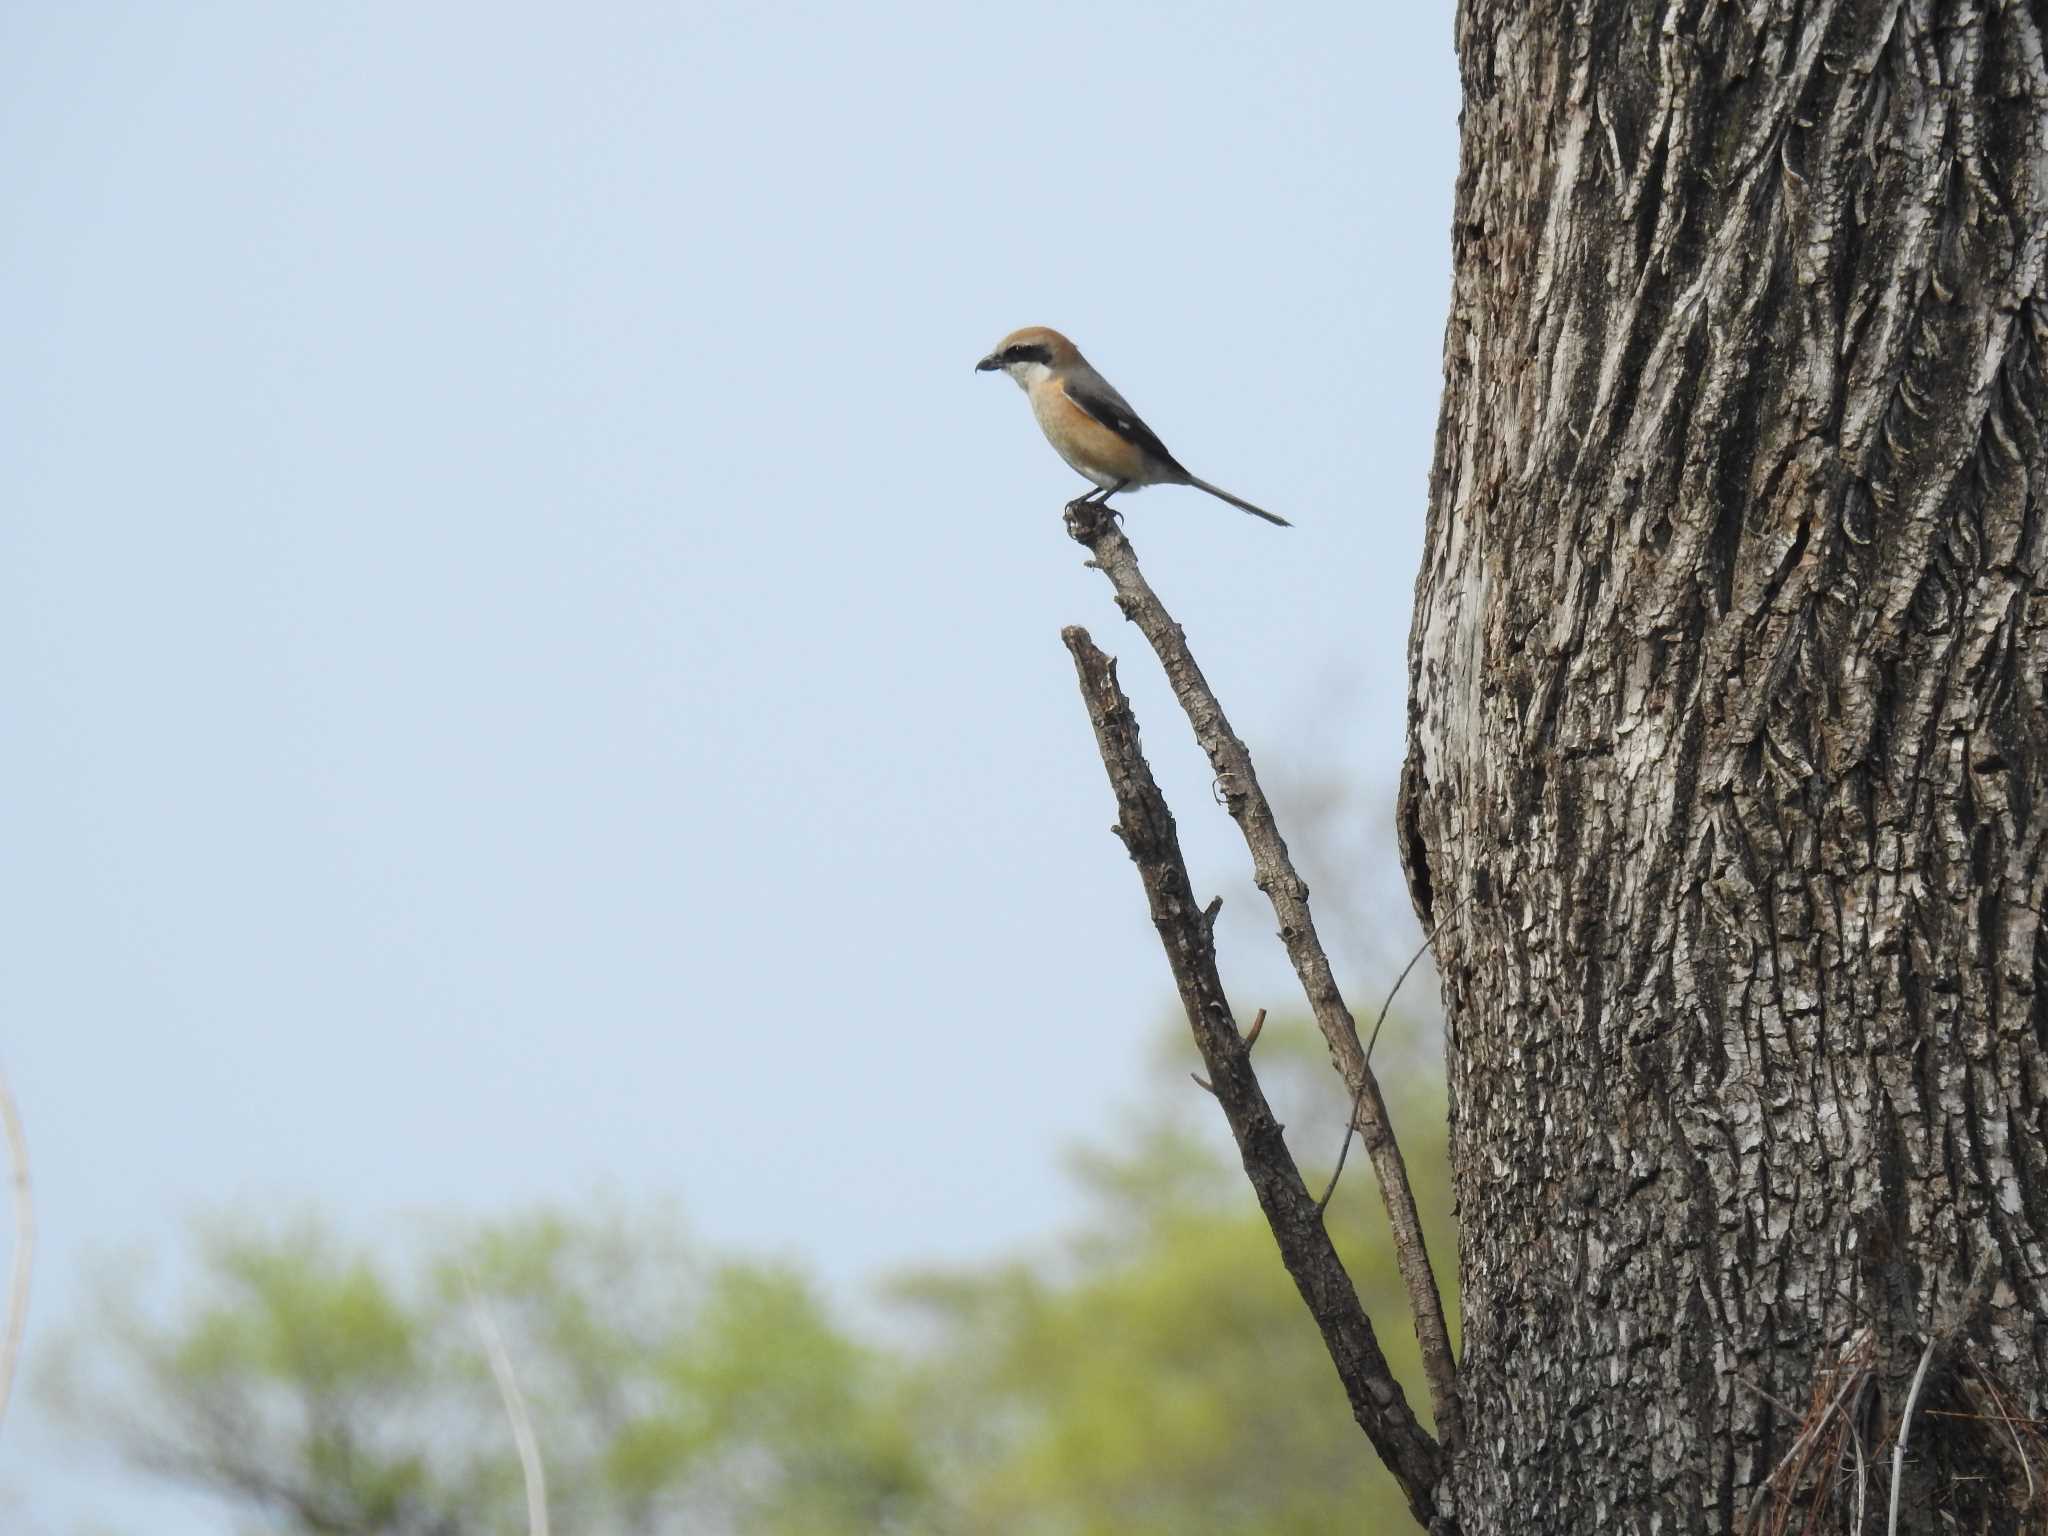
[1402,2,2048,1532]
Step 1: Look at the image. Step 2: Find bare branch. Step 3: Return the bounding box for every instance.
[1062,626,1448,1527]
[1064,501,1462,1452]
[0,1061,32,1438]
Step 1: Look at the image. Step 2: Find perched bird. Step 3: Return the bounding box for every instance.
[975,326,1290,527]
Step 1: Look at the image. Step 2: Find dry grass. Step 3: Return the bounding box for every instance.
[1742,1327,2045,1535]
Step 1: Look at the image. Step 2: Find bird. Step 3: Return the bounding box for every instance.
[975,326,1290,527]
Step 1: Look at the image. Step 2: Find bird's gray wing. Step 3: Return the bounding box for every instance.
[1061,374,1189,478]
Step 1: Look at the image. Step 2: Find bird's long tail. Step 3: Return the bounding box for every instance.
[1187,476,1291,527]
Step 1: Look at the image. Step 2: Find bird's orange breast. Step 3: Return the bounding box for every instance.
[1029,380,1150,483]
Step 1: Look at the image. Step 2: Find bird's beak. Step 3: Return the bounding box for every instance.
[975,353,1001,373]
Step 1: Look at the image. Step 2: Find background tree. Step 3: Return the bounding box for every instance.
[43,1026,1450,1536]
[44,1209,925,1535]
[898,1043,1454,1536]
[1400,2,2048,1530]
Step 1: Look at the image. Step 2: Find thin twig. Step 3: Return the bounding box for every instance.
[1888,1335,1937,1536]
[1365,906,1460,1063]
[1315,1105,1363,1216]
[1319,900,1468,1213]
[0,1062,32,1438]
[1065,501,1463,1452]
[1062,627,1448,1526]
[1846,1382,1869,1536]
[1729,1371,1801,1417]
[1924,1407,2048,1428]
[1972,1367,2035,1507]
[465,1271,550,1536]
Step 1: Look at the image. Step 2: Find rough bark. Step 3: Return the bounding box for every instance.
[1403,3,2048,1532]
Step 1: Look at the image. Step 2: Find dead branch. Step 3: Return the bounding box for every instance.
[1065,500,1462,1452]
[1062,626,1448,1527]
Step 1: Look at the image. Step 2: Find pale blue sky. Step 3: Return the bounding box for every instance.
[1,4,1458,1529]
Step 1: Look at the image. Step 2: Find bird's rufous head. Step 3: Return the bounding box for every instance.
[975,326,1082,385]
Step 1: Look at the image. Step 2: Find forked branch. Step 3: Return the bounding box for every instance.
[1062,627,1447,1526]
[1064,501,1461,1451]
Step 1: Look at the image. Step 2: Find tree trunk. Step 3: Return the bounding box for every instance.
[1402,3,2048,1531]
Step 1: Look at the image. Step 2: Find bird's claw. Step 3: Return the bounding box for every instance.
[1063,496,1123,526]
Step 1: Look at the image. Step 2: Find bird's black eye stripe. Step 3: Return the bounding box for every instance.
[1002,344,1053,366]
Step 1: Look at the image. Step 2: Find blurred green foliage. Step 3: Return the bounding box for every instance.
[46,1024,1452,1535]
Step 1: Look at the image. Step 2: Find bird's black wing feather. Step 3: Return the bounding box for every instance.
[1062,377,1189,477]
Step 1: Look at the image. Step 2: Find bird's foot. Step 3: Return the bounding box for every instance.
[1063,496,1122,525]
[1064,499,1121,544]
